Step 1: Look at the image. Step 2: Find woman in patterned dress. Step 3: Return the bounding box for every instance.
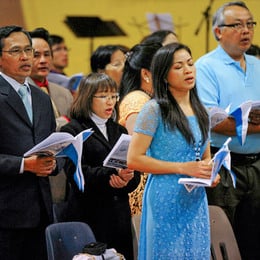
[127,43,220,259]
[119,42,162,216]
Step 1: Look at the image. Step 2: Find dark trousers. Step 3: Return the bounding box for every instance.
[207,149,260,260]
[0,225,48,260]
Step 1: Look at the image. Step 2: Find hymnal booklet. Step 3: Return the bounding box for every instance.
[178,137,236,192]
[24,129,93,157]
[103,134,131,169]
[209,100,260,145]
[24,129,93,192]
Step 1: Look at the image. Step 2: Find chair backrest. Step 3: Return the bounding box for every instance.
[45,221,96,260]
[209,205,241,260]
[132,214,141,260]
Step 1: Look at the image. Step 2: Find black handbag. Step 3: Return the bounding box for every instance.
[82,242,107,255]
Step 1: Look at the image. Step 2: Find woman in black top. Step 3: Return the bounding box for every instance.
[61,73,140,260]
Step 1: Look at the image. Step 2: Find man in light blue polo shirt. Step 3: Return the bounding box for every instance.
[196,1,260,259]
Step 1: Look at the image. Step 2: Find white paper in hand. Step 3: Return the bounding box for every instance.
[178,138,234,192]
[103,134,131,169]
[24,129,93,192]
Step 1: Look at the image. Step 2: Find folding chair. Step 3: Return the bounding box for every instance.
[132,214,141,260]
[209,205,241,260]
[45,221,96,260]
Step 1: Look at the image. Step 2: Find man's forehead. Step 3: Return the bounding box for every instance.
[4,32,30,47]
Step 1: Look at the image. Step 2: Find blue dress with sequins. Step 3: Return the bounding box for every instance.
[134,100,210,260]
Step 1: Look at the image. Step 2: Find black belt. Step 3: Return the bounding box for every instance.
[210,146,260,165]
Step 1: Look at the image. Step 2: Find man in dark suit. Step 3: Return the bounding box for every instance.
[0,25,60,260]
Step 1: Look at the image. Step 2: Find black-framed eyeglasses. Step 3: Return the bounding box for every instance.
[218,21,257,31]
[1,46,34,57]
[93,94,119,102]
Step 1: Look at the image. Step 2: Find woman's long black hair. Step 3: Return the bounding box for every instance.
[119,42,162,100]
[150,43,209,145]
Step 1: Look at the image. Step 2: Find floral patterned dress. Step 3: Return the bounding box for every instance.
[135,100,210,260]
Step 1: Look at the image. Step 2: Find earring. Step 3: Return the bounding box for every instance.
[164,80,168,90]
[145,77,150,83]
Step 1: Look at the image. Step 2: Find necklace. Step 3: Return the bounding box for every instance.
[194,140,202,161]
[141,89,153,98]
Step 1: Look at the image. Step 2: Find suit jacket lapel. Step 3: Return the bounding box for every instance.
[30,83,49,127]
[0,76,32,126]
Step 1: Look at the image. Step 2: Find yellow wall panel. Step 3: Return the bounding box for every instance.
[20,0,260,75]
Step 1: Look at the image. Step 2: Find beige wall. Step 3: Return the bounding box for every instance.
[0,0,25,27]
[19,0,260,75]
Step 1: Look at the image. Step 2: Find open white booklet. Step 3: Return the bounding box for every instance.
[24,129,93,192]
[209,105,231,129]
[103,134,131,169]
[209,100,260,145]
[178,138,235,192]
[47,72,83,92]
[24,129,93,157]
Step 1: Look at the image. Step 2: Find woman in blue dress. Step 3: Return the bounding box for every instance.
[127,43,221,259]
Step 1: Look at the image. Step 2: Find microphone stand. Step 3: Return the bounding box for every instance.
[194,0,214,53]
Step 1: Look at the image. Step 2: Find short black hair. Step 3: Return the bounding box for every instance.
[29,27,51,48]
[49,34,64,46]
[90,45,123,72]
[141,30,178,45]
[0,25,32,54]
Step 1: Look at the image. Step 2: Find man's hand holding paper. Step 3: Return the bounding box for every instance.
[248,109,260,125]
[24,153,56,177]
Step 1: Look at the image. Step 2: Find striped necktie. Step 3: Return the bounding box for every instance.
[18,84,33,122]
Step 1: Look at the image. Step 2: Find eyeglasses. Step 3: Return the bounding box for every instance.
[93,94,119,102]
[1,46,34,57]
[218,21,257,31]
[52,47,70,53]
[105,61,125,70]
